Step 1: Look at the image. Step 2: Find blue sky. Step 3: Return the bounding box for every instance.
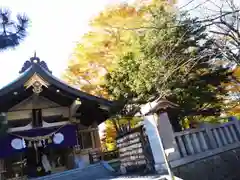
[0,0,238,88]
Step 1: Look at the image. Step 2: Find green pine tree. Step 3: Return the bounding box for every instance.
[105,6,233,131]
[0,8,29,50]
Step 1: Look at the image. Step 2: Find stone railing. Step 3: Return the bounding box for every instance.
[170,120,240,180]
[174,120,240,158]
[136,104,240,179]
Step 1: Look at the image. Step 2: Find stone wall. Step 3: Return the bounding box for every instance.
[173,147,240,180]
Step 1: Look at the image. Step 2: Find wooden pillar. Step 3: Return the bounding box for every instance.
[0,159,4,180]
[92,122,101,149]
[66,148,75,170]
[70,99,81,118]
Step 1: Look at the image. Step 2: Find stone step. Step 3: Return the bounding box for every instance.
[98,175,183,180]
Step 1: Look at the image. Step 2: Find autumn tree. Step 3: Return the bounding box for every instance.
[63,3,147,99]
[63,3,149,150]
[105,3,233,131]
[221,66,240,116]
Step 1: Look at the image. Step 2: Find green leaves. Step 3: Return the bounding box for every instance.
[64,0,233,132]
[104,2,232,131]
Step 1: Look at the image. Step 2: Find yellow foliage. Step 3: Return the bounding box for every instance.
[101,117,142,151]
[63,0,175,150]
[221,66,240,93]
[63,2,149,99]
[222,66,240,115]
[63,0,175,99]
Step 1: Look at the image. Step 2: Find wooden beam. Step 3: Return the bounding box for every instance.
[75,113,82,117]
[99,104,110,111]
[70,99,81,118]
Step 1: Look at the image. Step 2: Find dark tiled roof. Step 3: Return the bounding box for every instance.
[32,162,116,180]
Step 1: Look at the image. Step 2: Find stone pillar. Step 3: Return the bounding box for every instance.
[141,101,181,174]
[143,114,167,173]
[158,112,181,161]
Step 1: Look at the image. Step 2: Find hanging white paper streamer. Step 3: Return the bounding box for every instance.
[53,133,64,144]
[28,141,32,148]
[22,138,26,148]
[37,141,42,147]
[42,139,46,147]
[11,138,23,150]
[34,142,37,150]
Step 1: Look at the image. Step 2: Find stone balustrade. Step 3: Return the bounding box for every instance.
[174,120,240,158]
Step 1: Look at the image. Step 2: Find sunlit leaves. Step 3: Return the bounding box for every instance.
[64,3,149,99]
[90,4,145,30]
[104,2,233,131]
[101,117,141,151]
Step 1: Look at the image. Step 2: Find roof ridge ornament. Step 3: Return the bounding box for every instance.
[19,51,52,74]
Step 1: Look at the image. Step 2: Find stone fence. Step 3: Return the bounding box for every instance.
[173,120,240,158]
[170,120,240,168]
[155,116,240,179]
[140,99,240,179]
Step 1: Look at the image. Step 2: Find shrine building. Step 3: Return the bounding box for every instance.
[0,54,118,179]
